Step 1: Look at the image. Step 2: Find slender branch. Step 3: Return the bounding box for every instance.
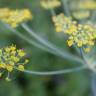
[62,0,71,16]
[79,48,96,72]
[2,22,57,55]
[50,8,56,16]
[48,0,56,16]
[49,8,80,55]
[23,65,87,75]
[22,23,84,64]
[2,22,84,64]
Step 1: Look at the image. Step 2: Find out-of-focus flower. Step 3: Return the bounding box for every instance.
[52,13,96,52]
[71,0,96,10]
[0,8,32,28]
[0,45,29,81]
[0,8,10,19]
[67,24,96,52]
[41,0,61,9]
[72,11,90,20]
[52,13,77,34]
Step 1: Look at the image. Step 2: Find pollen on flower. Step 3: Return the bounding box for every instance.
[0,45,29,81]
[0,8,32,28]
[53,13,96,52]
[41,0,61,9]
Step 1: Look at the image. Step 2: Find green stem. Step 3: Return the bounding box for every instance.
[22,23,84,64]
[2,22,57,55]
[23,65,87,75]
[62,0,71,16]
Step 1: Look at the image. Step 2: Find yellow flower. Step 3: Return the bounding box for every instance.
[25,59,29,63]
[53,13,96,52]
[6,65,13,72]
[0,45,29,81]
[18,50,26,57]
[72,11,90,20]
[52,13,76,34]
[78,0,96,10]
[18,65,25,71]
[70,0,96,10]
[0,8,32,28]
[0,8,10,19]
[56,27,62,32]
[67,40,74,47]
[77,41,83,47]
[41,0,61,9]
[0,63,6,68]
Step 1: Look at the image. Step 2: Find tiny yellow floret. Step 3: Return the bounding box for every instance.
[18,65,25,71]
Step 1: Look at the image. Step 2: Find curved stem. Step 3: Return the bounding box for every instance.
[2,23,57,55]
[23,65,87,75]
[22,23,84,64]
[49,8,80,55]
[62,0,71,16]
[2,22,84,64]
[50,8,56,16]
[48,0,56,16]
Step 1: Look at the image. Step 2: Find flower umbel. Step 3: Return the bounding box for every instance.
[52,13,77,34]
[41,0,61,9]
[0,8,32,28]
[72,10,90,20]
[70,0,96,10]
[0,45,29,81]
[67,24,96,51]
[53,13,96,52]
[0,8,10,19]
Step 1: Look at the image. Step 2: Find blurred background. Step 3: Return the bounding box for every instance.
[0,0,92,96]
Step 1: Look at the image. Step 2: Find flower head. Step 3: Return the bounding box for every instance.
[0,45,29,81]
[53,13,96,52]
[52,13,77,34]
[71,0,96,10]
[67,24,96,50]
[0,8,10,19]
[72,10,90,20]
[41,0,61,9]
[0,8,32,28]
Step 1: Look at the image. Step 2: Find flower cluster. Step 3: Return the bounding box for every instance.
[52,13,96,52]
[71,0,96,10]
[41,0,61,9]
[0,8,32,28]
[72,11,90,20]
[67,24,96,52]
[52,13,77,34]
[0,45,29,81]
